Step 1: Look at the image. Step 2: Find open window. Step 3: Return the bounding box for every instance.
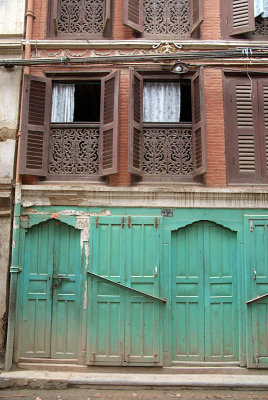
[128,68,206,182]
[47,0,111,39]
[123,0,203,39]
[20,72,119,180]
[224,75,268,184]
[222,0,268,38]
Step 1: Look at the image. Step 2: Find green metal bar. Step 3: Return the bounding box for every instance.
[246,293,268,305]
[87,271,167,304]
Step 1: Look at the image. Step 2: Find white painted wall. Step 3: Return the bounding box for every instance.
[0,0,25,35]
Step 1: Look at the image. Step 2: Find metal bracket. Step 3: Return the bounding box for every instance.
[87,271,167,303]
[250,219,254,232]
[246,293,268,304]
[10,266,22,273]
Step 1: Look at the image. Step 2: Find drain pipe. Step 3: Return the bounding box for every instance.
[5,0,34,371]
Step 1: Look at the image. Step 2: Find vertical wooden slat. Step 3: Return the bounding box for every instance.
[190,0,204,35]
[228,0,255,36]
[191,67,207,177]
[128,69,143,176]
[99,71,120,176]
[20,75,51,176]
[123,0,144,33]
[53,0,58,35]
[103,0,111,32]
[257,80,268,179]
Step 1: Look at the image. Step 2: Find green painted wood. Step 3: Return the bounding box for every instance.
[20,220,81,359]
[171,221,238,362]
[87,216,163,365]
[246,218,268,368]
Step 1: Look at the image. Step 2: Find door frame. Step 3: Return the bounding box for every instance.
[15,215,89,364]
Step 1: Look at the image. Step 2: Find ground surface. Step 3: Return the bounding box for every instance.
[0,389,267,400]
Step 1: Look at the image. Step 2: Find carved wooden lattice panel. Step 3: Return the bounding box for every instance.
[253,16,268,35]
[49,128,99,175]
[143,127,193,175]
[57,0,104,34]
[143,0,190,37]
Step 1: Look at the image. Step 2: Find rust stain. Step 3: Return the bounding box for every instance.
[52,214,58,219]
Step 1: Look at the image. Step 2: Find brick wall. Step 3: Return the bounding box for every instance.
[204,68,226,187]
[26,1,231,187]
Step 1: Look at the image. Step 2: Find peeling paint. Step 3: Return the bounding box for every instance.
[84,279,88,310]
[15,184,21,204]
[84,242,89,269]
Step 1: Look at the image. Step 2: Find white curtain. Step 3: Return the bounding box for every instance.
[254,0,268,18]
[143,82,181,123]
[51,83,75,123]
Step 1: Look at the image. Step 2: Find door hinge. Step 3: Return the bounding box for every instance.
[250,219,254,232]
[95,217,98,228]
[255,353,259,365]
[155,217,158,229]
[121,217,125,228]
[128,216,131,228]
[91,352,96,362]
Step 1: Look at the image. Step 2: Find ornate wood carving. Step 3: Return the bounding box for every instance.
[143,0,190,38]
[143,127,193,175]
[57,0,104,35]
[48,127,99,175]
[253,16,268,35]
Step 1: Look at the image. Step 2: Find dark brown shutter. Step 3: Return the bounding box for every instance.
[20,75,51,176]
[128,69,143,175]
[228,0,255,36]
[53,0,58,35]
[99,71,120,176]
[191,67,206,177]
[225,77,260,182]
[123,0,144,33]
[190,0,204,34]
[257,79,268,179]
[103,0,111,32]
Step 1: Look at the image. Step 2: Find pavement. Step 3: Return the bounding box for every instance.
[0,369,268,390]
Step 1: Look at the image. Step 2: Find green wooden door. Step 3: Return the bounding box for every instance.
[246,218,268,368]
[171,221,238,362]
[20,220,81,359]
[87,216,163,365]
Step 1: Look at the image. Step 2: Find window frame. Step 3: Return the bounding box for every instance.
[20,72,120,182]
[123,0,203,40]
[128,68,207,183]
[47,0,112,40]
[224,73,268,184]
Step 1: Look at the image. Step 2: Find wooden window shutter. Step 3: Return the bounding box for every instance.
[257,80,268,179]
[20,75,51,176]
[53,0,58,35]
[123,0,144,33]
[225,77,260,182]
[228,0,255,36]
[103,0,111,32]
[190,0,204,35]
[99,71,120,176]
[128,69,143,176]
[191,67,207,177]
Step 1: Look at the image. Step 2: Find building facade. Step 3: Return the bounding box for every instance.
[0,0,25,361]
[3,0,268,369]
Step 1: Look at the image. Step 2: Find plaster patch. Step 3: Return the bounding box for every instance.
[0,128,16,141]
[76,216,90,247]
[84,279,88,310]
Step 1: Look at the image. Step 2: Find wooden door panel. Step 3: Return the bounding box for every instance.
[125,217,162,365]
[172,223,205,361]
[172,221,238,362]
[20,221,53,358]
[88,217,125,364]
[205,224,238,362]
[247,219,268,367]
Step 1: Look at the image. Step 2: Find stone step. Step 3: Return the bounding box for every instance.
[17,362,267,375]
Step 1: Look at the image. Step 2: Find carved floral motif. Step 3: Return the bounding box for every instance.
[57,0,104,34]
[143,0,190,38]
[49,128,99,175]
[143,127,193,175]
